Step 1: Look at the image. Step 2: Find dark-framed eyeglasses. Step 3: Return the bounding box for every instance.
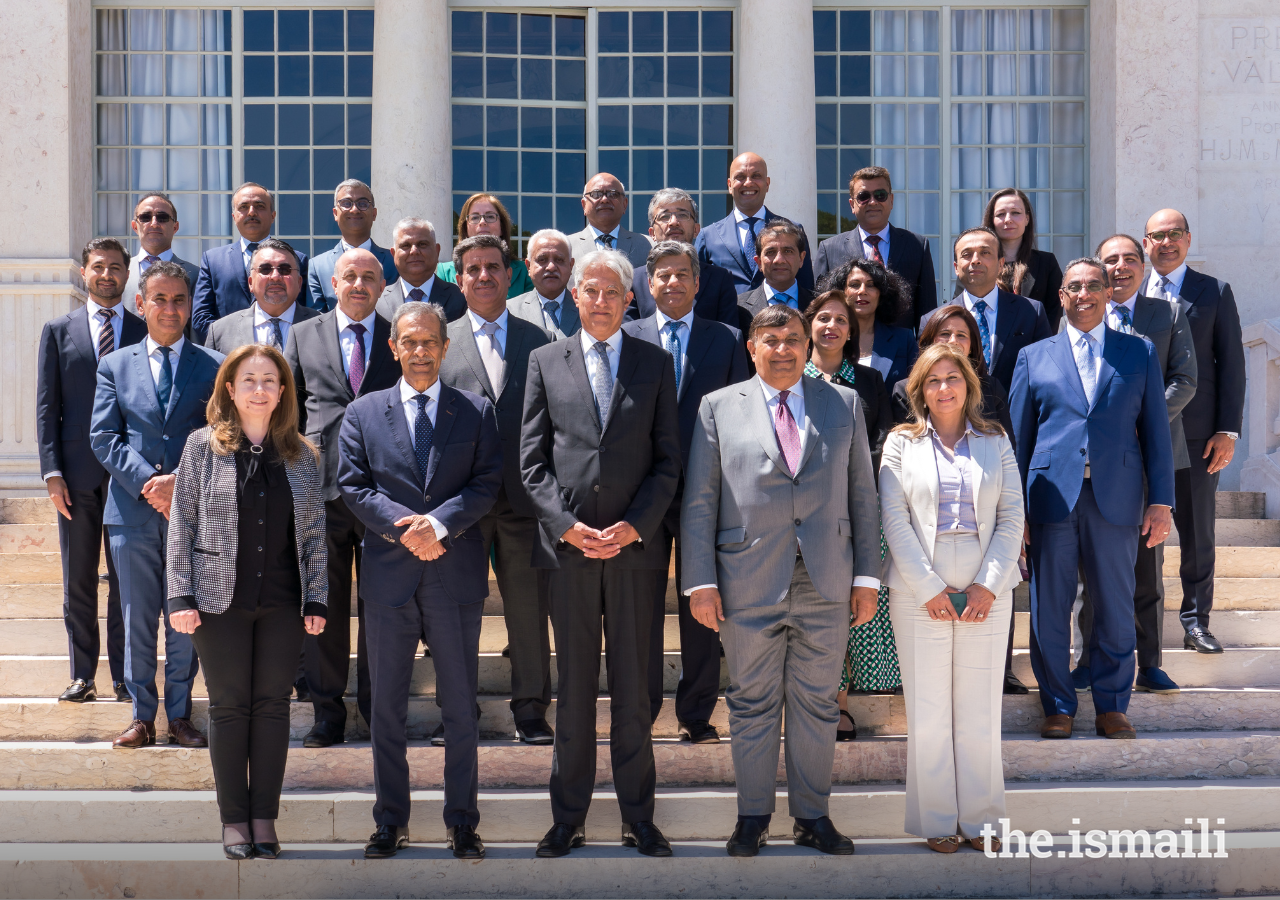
[1145,228,1187,243]
[254,263,295,277]
[336,198,373,211]
[1063,280,1107,295]
[584,189,624,201]
[465,212,500,224]
[135,212,173,224]
[853,189,891,204]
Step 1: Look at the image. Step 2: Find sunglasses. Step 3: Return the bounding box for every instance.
[135,212,173,224]
[854,189,891,204]
[254,263,294,277]
[1145,229,1187,243]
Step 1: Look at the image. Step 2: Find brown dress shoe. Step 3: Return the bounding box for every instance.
[113,719,156,749]
[970,836,1002,853]
[1040,714,1073,739]
[168,717,208,747]
[926,836,963,853]
[1095,711,1136,739]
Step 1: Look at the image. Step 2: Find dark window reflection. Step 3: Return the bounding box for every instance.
[453,150,483,191]
[522,107,552,148]
[599,57,628,98]
[668,57,698,98]
[521,58,552,101]
[347,104,372,144]
[521,14,552,56]
[702,12,732,52]
[313,104,343,144]
[487,150,518,192]
[633,11,663,52]
[453,104,483,146]
[598,12,628,53]
[244,104,274,145]
[243,11,274,52]
[633,105,663,145]
[487,106,518,147]
[348,10,374,51]
[278,104,309,145]
[702,57,731,98]
[633,57,663,98]
[840,55,871,96]
[244,149,274,188]
[668,106,698,146]
[556,59,584,102]
[452,11,483,53]
[556,153,585,193]
[555,16,585,57]
[668,149,698,190]
[556,108,585,149]
[244,57,274,97]
[452,56,483,99]
[669,12,698,53]
[312,56,342,96]
[348,56,372,96]
[312,10,343,52]
[486,56,517,99]
[278,55,309,96]
[840,11,871,51]
[598,106,628,146]
[279,149,309,191]
[313,149,343,191]
[522,152,552,191]
[278,193,309,234]
[487,13,518,55]
[703,105,732,146]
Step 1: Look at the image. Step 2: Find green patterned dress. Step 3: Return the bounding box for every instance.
[805,360,902,692]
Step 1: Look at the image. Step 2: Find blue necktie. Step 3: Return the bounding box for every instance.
[156,346,173,415]
[664,321,684,391]
[1113,304,1134,335]
[769,289,796,310]
[243,242,259,273]
[413,393,433,480]
[972,298,993,369]
[1076,332,1097,408]
[743,216,760,275]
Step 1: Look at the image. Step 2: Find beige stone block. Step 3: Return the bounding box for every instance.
[0,499,56,526]
[1011,647,1280,688]
[1164,546,1280,578]
[0,553,66,583]
[0,524,61,553]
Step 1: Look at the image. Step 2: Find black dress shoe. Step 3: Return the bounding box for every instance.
[223,842,255,860]
[1184,627,1224,654]
[430,723,445,747]
[622,821,673,857]
[1003,672,1030,695]
[536,823,585,858]
[252,842,281,859]
[364,824,409,859]
[58,679,96,703]
[793,816,854,855]
[447,824,486,859]
[516,718,554,745]
[302,722,345,748]
[501,644,510,658]
[113,682,130,702]
[726,819,768,857]
[678,720,720,744]
[293,681,311,703]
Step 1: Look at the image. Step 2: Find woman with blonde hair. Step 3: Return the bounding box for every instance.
[436,193,535,297]
[167,343,327,860]
[879,343,1024,854]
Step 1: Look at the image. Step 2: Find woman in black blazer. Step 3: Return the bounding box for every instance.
[817,257,918,389]
[168,343,328,860]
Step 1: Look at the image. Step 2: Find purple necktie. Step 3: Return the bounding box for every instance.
[774,389,802,475]
[347,323,367,395]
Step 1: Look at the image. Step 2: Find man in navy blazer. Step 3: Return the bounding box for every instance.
[1011,258,1175,741]
[338,301,502,861]
[627,189,738,326]
[695,153,815,295]
[39,238,148,705]
[90,260,224,750]
[191,182,311,342]
[921,227,1051,392]
[623,240,747,742]
[307,179,398,312]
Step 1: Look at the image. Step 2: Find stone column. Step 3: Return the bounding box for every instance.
[1242,319,1280,519]
[0,0,92,494]
[370,0,453,247]
[737,0,818,234]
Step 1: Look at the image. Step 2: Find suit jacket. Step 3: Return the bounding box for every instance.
[374,279,467,325]
[508,288,580,339]
[124,251,200,305]
[736,284,816,335]
[879,428,1024,600]
[90,339,224,526]
[519,332,682,569]
[951,248,1065,331]
[680,375,880,608]
[438,311,552,518]
[191,241,312,343]
[567,226,653,271]
[871,322,919,389]
[627,262,740,327]
[1010,328,1175,527]
[203,302,321,355]
[308,240,399,312]
[284,310,402,500]
[695,208,816,295]
[338,383,502,607]
[922,288,1051,393]
[1165,269,1245,442]
[892,372,1015,450]
[38,304,149,492]
[813,224,937,328]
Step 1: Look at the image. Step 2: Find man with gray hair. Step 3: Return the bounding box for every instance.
[627,189,739,326]
[308,179,399,312]
[509,229,580,339]
[375,217,466,324]
[205,238,321,354]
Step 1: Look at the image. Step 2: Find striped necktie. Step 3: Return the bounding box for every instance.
[664,321,684,391]
[96,308,116,360]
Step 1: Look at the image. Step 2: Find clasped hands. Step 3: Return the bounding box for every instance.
[560,520,640,559]
[141,473,176,519]
[925,583,996,622]
[395,514,446,561]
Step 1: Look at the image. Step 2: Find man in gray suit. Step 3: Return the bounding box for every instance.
[508,229,580,339]
[123,193,200,315]
[1073,234,1197,695]
[205,238,320,354]
[681,304,881,858]
[566,173,652,271]
[374,217,466,324]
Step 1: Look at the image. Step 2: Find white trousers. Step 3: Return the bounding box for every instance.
[889,533,1009,840]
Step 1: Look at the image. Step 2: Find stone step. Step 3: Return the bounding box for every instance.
[1169,517,1280,547]
[1010,647,1280,689]
[1218,490,1267,519]
[0,523,61,553]
[0,498,57,525]
[1010,608,1280,649]
[1163,546,1280,578]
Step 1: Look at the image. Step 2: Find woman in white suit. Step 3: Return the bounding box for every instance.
[879,343,1024,853]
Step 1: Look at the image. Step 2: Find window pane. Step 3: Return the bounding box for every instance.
[313,10,344,52]
[817,148,838,189]
[245,149,274,189]
[908,192,940,234]
[202,192,231,235]
[556,153,585,194]
[1052,147,1085,189]
[703,11,732,52]
[202,10,231,51]
[702,149,730,190]
[279,149,309,190]
[348,56,373,96]
[599,57,629,98]
[98,55,127,96]
[487,13,518,55]
[131,103,164,144]
[907,148,939,190]
[167,55,198,96]
[1019,147,1050,188]
[599,13,628,54]
[522,14,552,56]
[952,55,981,96]
[1053,102,1085,144]
[987,55,1016,96]
[556,16,585,57]
[244,56,274,97]
[987,103,1016,144]
[840,11,871,52]
[278,56,309,96]
[669,12,699,53]
[313,56,343,96]
[1019,54,1050,96]
[841,104,872,144]
[669,149,698,190]
[278,104,309,145]
[875,11,905,52]
[522,107,552,148]
[132,148,164,190]
[952,11,982,51]
[599,106,628,146]
[130,9,163,51]
[951,148,982,189]
[452,57,483,99]
[598,149,627,185]
[557,108,585,149]
[97,10,126,51]
[842,148,872,180]
[453,150,483,191]
[953,103,982,143]
[203,149,231,190]
[487,106,518,148]
[1019,103,1051,144]
[313,193,339,235]
[522,58,552,101]
[168,103,200,145]
[815,57,837,97]
[314,104,343,145]
[349,10,374,52]
[202,55,231,96]
[1020,10,1051,50]
[814,11,837,52]
[243,11,273,52]
[313,149,343,191]
[1053,9,1087,51]
[244,105,274,145]
[454,105,482,145]
[875,56,905,97]
[840,55,871,97]
[98,149,127,190]
[875,104,905,145]
[278,193,309,234]
[634,105,663,145]
[908,56,939,97]
[633,148,664,190]
[453,11,483,53]
[1052,194,1084,233]
[987,147,1015,186]
[277,10,308,52]
[668,57,698,98]
[816,104,838,144]
[523,151,552,191]
[349,148,371,183]
[634,11,663,53]
[909,11,939,52]
[987,10,1016,51]
[1054,54,1086,96]
[555,59,585,102]
[131,55,164,96]
[634,57,663,98]
[98,104,128,145]
[348,105,372,144]
[668,105,698,146]
[908,104,940,144]
[488,150,518,192]
[487,57,517,99]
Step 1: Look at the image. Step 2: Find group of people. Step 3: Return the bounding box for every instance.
[35,148,1244,861]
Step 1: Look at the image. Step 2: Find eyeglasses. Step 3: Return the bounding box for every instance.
[584,189,624,201]
[1145,229,1187,243]
[1063,281,1107,295]
[853,189,891,204]
[254,263,295,277]
[578,285,626,301]
[336,198,373,211]
[465,212,500,224]
[654,209,694,224]
[135,212,173,224]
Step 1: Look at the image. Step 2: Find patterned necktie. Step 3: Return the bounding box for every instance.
[597,233,615,249]
[743,216,760,275]
[413,393,433,479]
[156,346,173,414]
[1076,332,1097,408]
[972,298,993,369]
[143,254,161,269]
[1158,275,1174,301]
[543,300,560,331]
[591,341,614,428]
[347,323,367,395]
[773,389,802,475]
[243,242,259,272]
[478,321,505,392]
[865,234,884,265]
[409,287,425,303]
[96,308,116,360]
[267,317,284,348]
[1113,304,1134,335]
[664,321,684,391]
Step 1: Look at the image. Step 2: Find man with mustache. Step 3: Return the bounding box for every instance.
[122,193,200,323]
[566,173,653,271]
[205,239,320,354]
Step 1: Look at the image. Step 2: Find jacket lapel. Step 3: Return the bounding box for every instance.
[720,218,751,278]
[557,293,580,336]
[1131,296,1157,336]
[382,388,422,487]
[164,341,199,421]
[564,338,602,434]
[1176,269,1207,306]
[359,315,395,396]
[682,318,716,402]
[322,314,354,399]
[1093,329,1125,408]
[604,333,641,433]
[795,376,826,476]
[1047,332,1090,412]
[497,320,525,400]
[743,377,789,478]
[992,288,1016,370]
[69,306,95,363]
[130,344,163,421]
[424,387,458,490]
[456,320,496,401]
[885,224,910,272]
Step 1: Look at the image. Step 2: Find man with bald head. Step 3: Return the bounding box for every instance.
[1141,209,1245,655]
[566,173,653,270]
[285,247,402,747]
[695,152,815,294]
[509,229,581,338]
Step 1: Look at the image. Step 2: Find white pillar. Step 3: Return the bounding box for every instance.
[737,0,818,234]
[370,0,452,247]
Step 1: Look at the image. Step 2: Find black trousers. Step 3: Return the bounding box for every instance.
[191,602,304,823]
[548,563,658,826]
[306,497,370,730]
[59,478,124,684]
[1077,539,1165,669]
[646,520,721,724]
[1173,440,1218,631]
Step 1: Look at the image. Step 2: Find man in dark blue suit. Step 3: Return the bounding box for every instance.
[623,241,747,743]
[1011,258,1175,741]
[694,152,815,295]
[38,238,148,704]
[90,260,224,749]
[921,227,1051,392]
[628,189,738,327]
[1142,209,1246,655]
[307,179,398,312]
[339,301,502,861]
[191,182,311,342]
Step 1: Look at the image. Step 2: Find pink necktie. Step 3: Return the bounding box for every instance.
[774,389,802,474]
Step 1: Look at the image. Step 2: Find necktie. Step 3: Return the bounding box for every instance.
[413,393,433,479]
[773,389,802,475]
[543,300,560,331]
[743,217,760,275]
[1076,332,1097,408]
[96,308,116,360]
[769,290,796,310]
[347,323,367,395]
[478,321,505,392]
[243,242,259,272]
[267,317,284,348]
[143,254,161,269]
[1113,304,1134,335]
[972,298,993,368]
[597,233,615,249]
[1159,275,1174,301]
[408,287,425,303]
[664,321,684,391]
[865,234,884,265]
[156,346,173,414]
[590,341,614,428]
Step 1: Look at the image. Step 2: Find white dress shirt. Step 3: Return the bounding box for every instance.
[581,327,622,383]
[961,287,999,361]
[467,307,509,356]
[588,224,622,250]
[86,300,126,356]
[341,237,373,254]
[252,301,300,346]
[396,377,445,538]
[734,205,767,259]
[1106,296,1138,333]
[335,307,377,377]
[857,224,891,262]
[537,288,570,329]
[1145,262,1187,301]
[1063,318,1106,403]
[239,236,260,269]
[145,334,184,386]
[654,307,694,376]
[928,418,979,535]
[400,275,436,302]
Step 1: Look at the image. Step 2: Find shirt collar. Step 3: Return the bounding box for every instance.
[734,206,767,224]
[765,281,798,302]
[759,376,804,403]
[341,237,374,253]
[239,236,259,253]
[654,306,695,333]
[467,307,509,333]
[580,327,623,357]
[588,224,621,241]
[962,286,998,309]
[1151,262,1188,295]
[146,334,184,358]
[1065,318,1107,347]
[335,307,378,334]
[399,376,441,406]
[926,416,977,440]
[1110,295,1138,315]
[401,275,435,298]
[857,224,890,243]
[254,302,298,325]
[140,248,174,262]
[89,298,125,315]
[537,287,568,306]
